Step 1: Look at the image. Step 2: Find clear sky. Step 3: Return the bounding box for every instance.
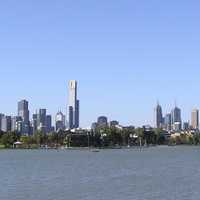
[0,0,200,127]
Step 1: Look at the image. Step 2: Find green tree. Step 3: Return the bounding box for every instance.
[0,132,19,148]
[153,128,166,145]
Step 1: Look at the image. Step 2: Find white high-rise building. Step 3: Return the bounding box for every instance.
[68,80,79,129]
[191,109,199,130]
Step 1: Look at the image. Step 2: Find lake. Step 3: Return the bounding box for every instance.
[0,146,200,200]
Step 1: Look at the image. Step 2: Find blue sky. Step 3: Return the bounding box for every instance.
[0,0,200,127]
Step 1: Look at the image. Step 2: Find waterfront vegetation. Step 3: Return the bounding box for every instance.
[0,128,200,149]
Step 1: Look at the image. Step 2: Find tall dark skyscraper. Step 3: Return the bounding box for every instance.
[75,100,79,128]
[18,100,29,123]
[155,102,163,128]
[18,100,30,134]
[46,115,52,133]
[38,109,47,133]
[32,113,38,134]
[68,80,80,129]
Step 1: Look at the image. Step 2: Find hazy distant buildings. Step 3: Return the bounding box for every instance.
[11,117,17,132]
[92,117,120,130]
[191,109,199,130]
[1,116,11,132]
[91,122,98,130]
[11,116,22,132]
[171,106,182,131]
[110,120,119,127]
[183,122,190,131]
[97,116,108,128]
[31,111,53,134]
[155,102,163,128]
[174,122,182,132]
[68,80,79,129]
[55,111,65,131]
[156,104,200,132]
[164,113,172,131]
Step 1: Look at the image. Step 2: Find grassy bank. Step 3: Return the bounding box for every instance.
[0,144,5,149]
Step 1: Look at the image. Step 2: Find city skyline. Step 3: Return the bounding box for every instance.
[1,80,200,130]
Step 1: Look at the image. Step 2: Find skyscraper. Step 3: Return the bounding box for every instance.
[1,116,11,132]
[164,113,172,131]
[191,109,199,130]
[38,109,47,133]
[0,113,5,131]
[155,102,163,128]
[18,100,30,134]
[183,122,189,131]
[68,80,79,129]
[46,115,53,133]
[11,116,22,132]
[55,111,65,131]
[171,106,182,130]
[18,100,29,123]
[91,122,98,130]
[32,113,38,134]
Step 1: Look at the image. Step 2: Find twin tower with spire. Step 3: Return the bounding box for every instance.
[155,101,181,131]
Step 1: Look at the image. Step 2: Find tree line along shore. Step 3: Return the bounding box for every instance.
[0,127,200,149]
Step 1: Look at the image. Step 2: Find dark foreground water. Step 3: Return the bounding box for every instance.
[0,146,200,200]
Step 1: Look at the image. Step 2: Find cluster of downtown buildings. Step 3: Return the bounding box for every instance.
[155,102,199,132]
[1,79,200,136]
[0,80,80,135]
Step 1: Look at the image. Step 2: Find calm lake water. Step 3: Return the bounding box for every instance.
[0,146,200,200]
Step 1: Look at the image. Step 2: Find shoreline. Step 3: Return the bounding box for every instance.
[0,144,199,151]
